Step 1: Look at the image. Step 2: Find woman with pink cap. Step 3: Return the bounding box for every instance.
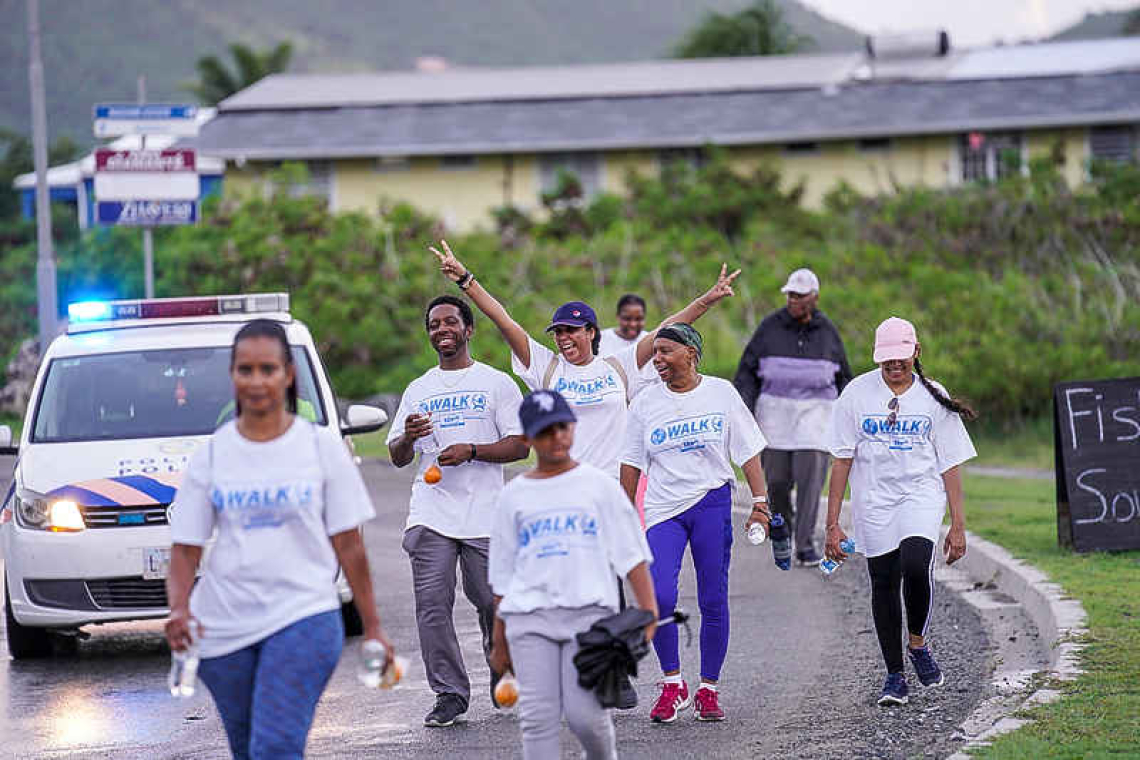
[823,317,977,707]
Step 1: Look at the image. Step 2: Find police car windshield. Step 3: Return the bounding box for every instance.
[31,346,326,443]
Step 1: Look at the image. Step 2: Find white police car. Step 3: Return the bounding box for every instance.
[0,294,387,659]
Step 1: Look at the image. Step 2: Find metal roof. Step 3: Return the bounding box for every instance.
[193,71,1140,160]
[218,39,1140,113]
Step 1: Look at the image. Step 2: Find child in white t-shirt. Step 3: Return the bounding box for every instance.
[489,390,658,760]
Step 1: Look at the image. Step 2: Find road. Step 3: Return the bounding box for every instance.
[1,456,991,759]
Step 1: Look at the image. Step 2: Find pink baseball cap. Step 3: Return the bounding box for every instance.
[873,317,918,363]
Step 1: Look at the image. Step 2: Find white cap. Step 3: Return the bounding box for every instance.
[780,268,820,294]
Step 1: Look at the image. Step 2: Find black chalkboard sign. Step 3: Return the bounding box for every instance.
[1054,377,1140,552]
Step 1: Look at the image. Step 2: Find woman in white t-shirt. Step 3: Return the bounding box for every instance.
[429,239,741,478]
[489,390,657,760]
[598,293,649,357]
[620,323,770,724]
[824,317,977,707]
[165,319,393,759]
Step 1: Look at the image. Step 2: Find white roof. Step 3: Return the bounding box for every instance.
[219,38,1140,112]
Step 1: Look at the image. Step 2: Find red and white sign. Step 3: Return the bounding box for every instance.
[95,148,196,172]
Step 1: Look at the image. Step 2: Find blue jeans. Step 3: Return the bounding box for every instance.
[646,483,733,682]
[197,610,343,760]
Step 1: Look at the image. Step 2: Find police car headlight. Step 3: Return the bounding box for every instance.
[13,490,84,532]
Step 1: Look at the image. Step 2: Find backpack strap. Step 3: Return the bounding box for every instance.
[603,356,631,406]
[541,355,559,389]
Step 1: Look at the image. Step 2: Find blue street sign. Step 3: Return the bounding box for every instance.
[94,104,197,120]
[96,200,198,226]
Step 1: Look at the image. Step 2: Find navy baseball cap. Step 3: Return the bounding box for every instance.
[519,390,577,438]
[545,301,597,332]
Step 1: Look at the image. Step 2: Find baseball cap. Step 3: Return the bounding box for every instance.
[873,317,918,363]
[545,301,597,332]
[518,390,577,438]
[780,268,820,294]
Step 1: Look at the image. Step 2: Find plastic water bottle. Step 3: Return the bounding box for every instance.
[358,639,407,689]
[820,538,858,578]
[769,513,792,571]
[746,522,767,545]
[168,636,200,698]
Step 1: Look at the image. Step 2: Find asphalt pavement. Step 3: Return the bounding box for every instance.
[1,455,991,759]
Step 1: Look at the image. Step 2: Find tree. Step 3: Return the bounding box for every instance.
[185,41,294,105]
[673,0,811,58]
[1,128,82,222]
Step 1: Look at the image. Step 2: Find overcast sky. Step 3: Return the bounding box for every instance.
[799,0,1138,46]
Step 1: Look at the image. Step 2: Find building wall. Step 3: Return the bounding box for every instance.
[218,128,1094,232]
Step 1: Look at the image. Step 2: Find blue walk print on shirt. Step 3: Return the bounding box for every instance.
[553,374,618,406]
[418,391,490,429]
[861,415,933,451]
[650,413,725,453]
[210,481,315,529]
[518,508,599,559]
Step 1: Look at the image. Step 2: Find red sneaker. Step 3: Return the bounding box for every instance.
[649,680,691,723]
[694,686,725,721]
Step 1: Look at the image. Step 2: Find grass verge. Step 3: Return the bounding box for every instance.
[963,475,1140,759]
[969,417,1053,472]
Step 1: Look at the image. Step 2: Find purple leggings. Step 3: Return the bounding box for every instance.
[646,483,733,682]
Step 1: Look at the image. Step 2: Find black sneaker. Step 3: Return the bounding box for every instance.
[615,672,638,710]
[424,694,467,727]
[908,644,946,687]
[796,547,822,567]
[877,672,909,706]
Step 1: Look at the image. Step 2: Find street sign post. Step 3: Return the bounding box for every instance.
[93,104,199,137]
[94,148,200,227]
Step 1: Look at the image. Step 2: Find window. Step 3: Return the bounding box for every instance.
[31,346,326,443]
[657,147,707,171]
[440,154,478,170]
[959,132,1022,182]
[375,156,411,173]
[783,142,819,155]
[858,137,892,152]
[539,152,602,201]
[1090,126,1136,163]
[267,160,332,201]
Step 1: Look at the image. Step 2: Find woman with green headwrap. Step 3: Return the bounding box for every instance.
[619,323,771,724]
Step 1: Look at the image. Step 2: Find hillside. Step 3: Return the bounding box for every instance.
[0,0,863,147]
[1050,6,1139,40]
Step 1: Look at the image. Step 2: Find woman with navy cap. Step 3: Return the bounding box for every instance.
[824,317,977,707]
[429,240,740,478]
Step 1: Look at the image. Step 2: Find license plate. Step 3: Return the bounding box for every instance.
[142,547,171,580]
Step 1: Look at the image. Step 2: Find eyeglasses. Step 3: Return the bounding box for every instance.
[886,397,899,427]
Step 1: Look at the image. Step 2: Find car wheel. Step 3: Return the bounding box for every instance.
[5,578,53,659]
[340,600,364,638]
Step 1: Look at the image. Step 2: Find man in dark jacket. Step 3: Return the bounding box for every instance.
[732,268,852,566]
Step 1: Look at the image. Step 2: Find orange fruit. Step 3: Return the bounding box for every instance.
[494,674,519,707]
[424,464,442,484]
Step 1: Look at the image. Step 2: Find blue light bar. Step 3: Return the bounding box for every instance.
[68,301,113,322]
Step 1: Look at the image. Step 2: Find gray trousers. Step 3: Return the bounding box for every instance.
[504,606,617,760]
[402,525,495,704]
[761,448,830,554]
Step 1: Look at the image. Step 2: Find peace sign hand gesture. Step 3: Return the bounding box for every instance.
[428,239,467,283]
[698,263,742,308]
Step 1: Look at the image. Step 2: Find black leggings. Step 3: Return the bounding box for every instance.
[866,536,936,673]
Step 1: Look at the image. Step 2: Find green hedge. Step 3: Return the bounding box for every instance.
[1,157,1136,423]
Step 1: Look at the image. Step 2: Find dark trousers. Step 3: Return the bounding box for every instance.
[402,525,495,704]
[866,537,936,673]
[760,448,829,554]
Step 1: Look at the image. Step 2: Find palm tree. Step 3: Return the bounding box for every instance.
[673,0,811,59]
[185,41,294,105]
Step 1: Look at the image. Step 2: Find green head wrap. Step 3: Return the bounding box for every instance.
[656,322,703,363]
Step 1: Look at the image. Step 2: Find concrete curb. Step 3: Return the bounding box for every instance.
[944,530,1088,758]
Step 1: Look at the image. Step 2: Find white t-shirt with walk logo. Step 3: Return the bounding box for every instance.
[512,337,645,477]
[387,362,524,539]
[828,370,976,558]
[623,376,767,528]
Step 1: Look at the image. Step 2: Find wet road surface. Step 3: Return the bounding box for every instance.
[1,456,992,758]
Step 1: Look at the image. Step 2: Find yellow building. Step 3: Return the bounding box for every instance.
[195,38,1140,232]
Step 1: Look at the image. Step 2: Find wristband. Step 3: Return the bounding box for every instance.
[456,271,475,290]
[752,495,768,504]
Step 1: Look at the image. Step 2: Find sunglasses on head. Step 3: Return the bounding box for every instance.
[886,396,899,427]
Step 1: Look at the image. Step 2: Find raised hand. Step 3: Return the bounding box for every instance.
[429,239,467,283]
[699,263,742,307]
